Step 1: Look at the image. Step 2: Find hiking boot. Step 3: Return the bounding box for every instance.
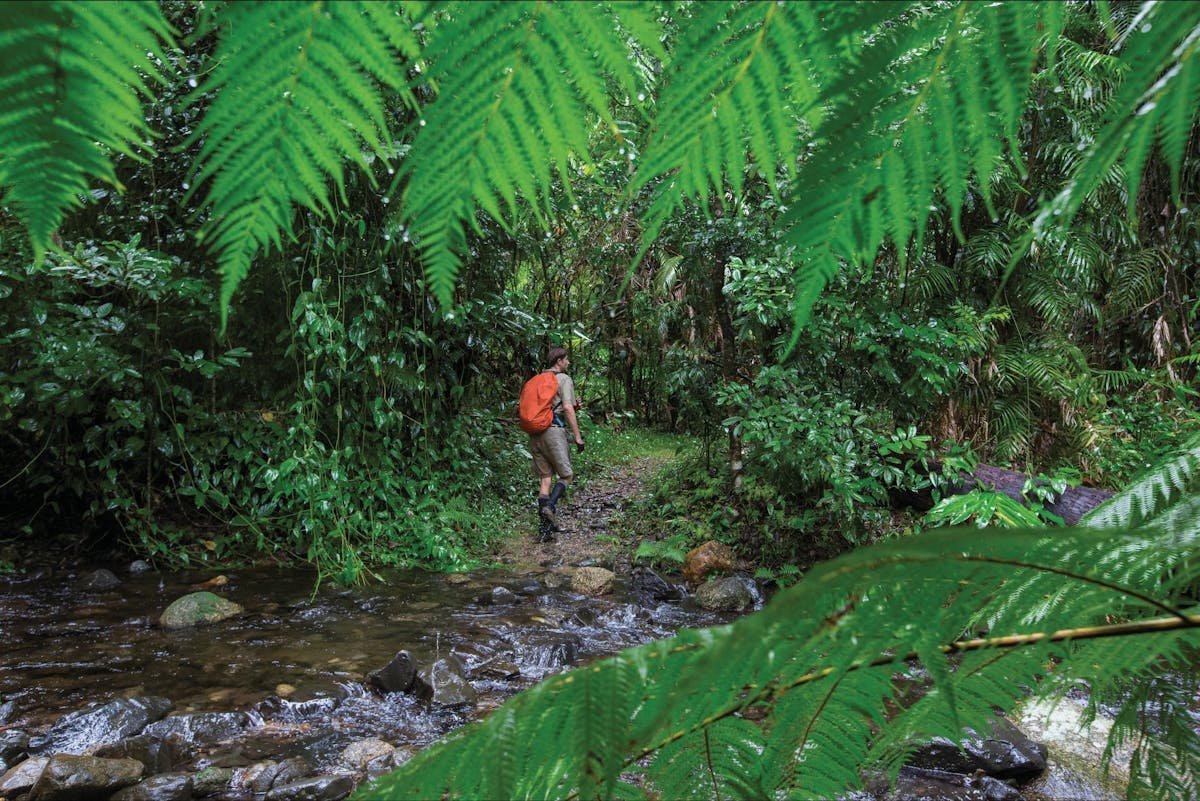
[539,503,556,526]
[537,518,556,543]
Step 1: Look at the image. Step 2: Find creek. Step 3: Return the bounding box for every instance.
[0,559,740,784]
[0,556,1171,801]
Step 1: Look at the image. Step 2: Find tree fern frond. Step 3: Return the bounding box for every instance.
[1082,435,1200,528]
[399,1,647,308]
[648,717,764,801]
[187,0,418,323]
[1028,1,1200,240]
[0,1,174,258]
[1107,247,1169,320]
[632,0,894,257]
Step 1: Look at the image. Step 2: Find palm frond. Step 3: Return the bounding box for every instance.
[0,1,174,258]
[186,0,419,322]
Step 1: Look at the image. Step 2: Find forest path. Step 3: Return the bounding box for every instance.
[491,454,669,571]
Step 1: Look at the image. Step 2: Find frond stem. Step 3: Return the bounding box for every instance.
[598,612,1200,799]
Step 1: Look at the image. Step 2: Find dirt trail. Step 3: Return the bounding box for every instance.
[492,455,667,571]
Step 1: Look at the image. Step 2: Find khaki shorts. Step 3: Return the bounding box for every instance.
[531,426,574,479]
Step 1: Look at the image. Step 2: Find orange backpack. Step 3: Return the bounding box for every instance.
[519,371,559,434]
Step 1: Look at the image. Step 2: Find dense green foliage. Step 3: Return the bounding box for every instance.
[2,0,1200,798]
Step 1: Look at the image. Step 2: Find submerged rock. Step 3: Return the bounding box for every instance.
[158,591,243,628]
[419,654,478,708]
[265,773,355,801]
[78,569,120,592]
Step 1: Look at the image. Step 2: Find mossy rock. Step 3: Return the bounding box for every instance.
[159,591,244,629]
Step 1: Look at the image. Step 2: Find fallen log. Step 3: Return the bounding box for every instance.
[901,461,1114,526]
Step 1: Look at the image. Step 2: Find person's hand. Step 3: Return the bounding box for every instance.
[575,438,585,453]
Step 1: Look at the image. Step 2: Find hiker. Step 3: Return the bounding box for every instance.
[528,346,584,542]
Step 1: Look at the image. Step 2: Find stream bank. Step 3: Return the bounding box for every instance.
[0,456,1147,801]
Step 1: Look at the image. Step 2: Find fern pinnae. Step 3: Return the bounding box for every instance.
[1083,435,1200,528]
[0,2,173,256]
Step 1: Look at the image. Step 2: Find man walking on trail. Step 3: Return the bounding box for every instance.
[530,346,584,543]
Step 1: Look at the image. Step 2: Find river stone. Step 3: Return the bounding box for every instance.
[906,716,1047,780]
[570,566,614,595]
[368,650,429,699]
[158,591,244,628]
[239,760,286,794]
[0,729,29,763]
[631,566,683,603]
[265,773,355,801]
[78,568,120,591]
[191,765,235,796]
[143,711,252,751]
[129,560,153,574]
[0,756,50,796]
[682,540,735,585]
[40,696,173,756]
[93,733,171,774]
[489,586,519,604]
[274,757,313,787]
[693,576,755,612]
[419,654,478,707]
[28,753,144,801]
[0,697,15,725]
[109,772,194,801]
[871,765,1023,801]
[340,738,394,771]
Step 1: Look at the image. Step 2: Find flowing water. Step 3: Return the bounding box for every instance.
[0,561,739,771]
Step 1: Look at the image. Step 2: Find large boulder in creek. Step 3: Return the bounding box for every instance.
[906,716,1047,780]
[38,696,173,756]
[158,591,244,628]
[28,753,144,801]
[570,566,614,596]
[693,576,755,612]
[683,541,735,586]
[630,566,684,603]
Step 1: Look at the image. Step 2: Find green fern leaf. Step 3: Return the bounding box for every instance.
[398,1,646,309]
[187,0,418,325]
[0,1,174,258]
[1083,435,1200,528]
